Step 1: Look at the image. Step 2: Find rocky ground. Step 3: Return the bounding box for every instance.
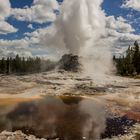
[0,70,140,140]
[0,70,139,97]
[0,124,139,140]
[0,130,47,140]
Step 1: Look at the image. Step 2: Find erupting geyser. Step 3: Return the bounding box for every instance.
[41,0,113,82]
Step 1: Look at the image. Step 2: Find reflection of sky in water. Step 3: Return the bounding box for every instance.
[0,96,106,140]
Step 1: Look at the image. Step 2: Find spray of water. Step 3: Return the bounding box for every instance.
[41,0,113,83]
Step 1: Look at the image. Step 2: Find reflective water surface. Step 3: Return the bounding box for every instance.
[0,96,136,140]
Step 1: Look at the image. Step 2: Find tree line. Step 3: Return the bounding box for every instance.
[114,41,140,76]
[0,55,56,74]
[1,42,140,76]
[0,54,80,75]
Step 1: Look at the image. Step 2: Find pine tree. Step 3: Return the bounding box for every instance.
[125,46,134,75]
[133,41,140,74]
[15,55,21,73]
[6,57,11,74]
[115,41,140,76]
[0,57,6,74]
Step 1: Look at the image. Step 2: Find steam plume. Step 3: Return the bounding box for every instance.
[41,0,113,82]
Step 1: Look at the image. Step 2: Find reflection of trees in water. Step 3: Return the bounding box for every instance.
[0,116,12,132]
[6,97,89,139]
[0,105,17,132]
[0,96,106,140]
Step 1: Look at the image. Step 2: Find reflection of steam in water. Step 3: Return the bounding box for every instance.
[79,100,106,140]
[0,96,106,140]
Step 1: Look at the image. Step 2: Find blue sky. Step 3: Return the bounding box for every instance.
[1,0,139,40]
[102,0,140,34]
[0,0,140,58]
[0,0,55,40]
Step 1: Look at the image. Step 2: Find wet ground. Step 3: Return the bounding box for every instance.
[0,96,138,140]
[0,71,140,139]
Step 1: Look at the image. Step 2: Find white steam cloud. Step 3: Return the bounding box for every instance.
[79,99,106,140]
[41,0,113,82]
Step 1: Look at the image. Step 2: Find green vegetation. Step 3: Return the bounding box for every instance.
[0,42,139,76]
[114,41,140,76]
[0,54,80,75]
[0,55,56,74]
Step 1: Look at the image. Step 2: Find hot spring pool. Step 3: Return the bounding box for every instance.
[0,96,136,140]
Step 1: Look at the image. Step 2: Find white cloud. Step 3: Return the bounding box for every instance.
[112,33,140,56]
[0,49,32,59]
[104,15,140,56]
[122,0,140,11]
[0,38,32,58]
[0,0,11,20]
[24,27,49,46]
[0,21,18,34]
[0,39,29,48]
[11,0,59,24]
[27,24,34,29]
[0,0,18,35]
[106,16,134,34]
[126,13,134,19]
